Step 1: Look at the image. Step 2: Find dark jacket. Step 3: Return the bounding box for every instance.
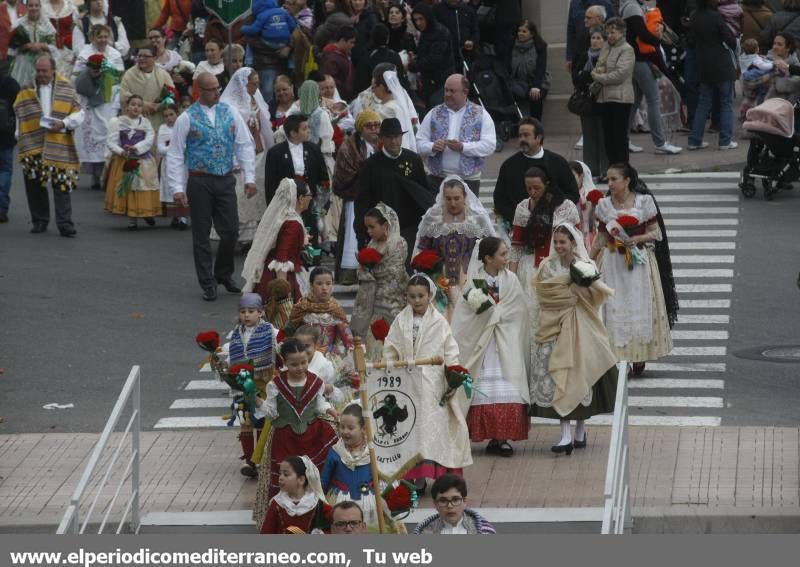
[760,8,800,52]
[688,8,737,84]
[351,7,379,68]
[320,44,355,101]
[314,10,351,49]
[409,3,455,94]
[354,46,409,94]
[387,24,416,55]
[567,0,615,62]
[264,141,328,205]
[0,74,20,149]
[433,1,479,68]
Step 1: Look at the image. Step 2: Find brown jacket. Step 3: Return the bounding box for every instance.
[742,4,774,46]
[593,40,635,105]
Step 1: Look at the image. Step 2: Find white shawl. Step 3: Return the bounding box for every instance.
[220,67,275,150]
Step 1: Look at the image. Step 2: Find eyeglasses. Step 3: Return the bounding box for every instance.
[332,520,363,529]
[434,496,464,508]
[362,122,381,129]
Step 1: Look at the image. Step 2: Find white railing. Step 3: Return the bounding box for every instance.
[601,362,632,534]
[57,366,141,534]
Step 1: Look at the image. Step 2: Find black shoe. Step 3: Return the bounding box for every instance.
[127,221,138,231]
[202,286,217,301]
[30,223,47,233]
[58,226,77,237]
[240,463,257,478]
[0,211,8,223]
[170,217,181,229]
[486,439,500,454]
[497,441,513,457]
[178,220,188,231]
[144,217,156,227]
[216,277,242,294]
[551,442,574,455]
[574,435,587,449]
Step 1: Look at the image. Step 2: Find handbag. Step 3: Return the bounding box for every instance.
[567,86,596,115]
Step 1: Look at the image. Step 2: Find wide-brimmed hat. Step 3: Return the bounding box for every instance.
[379,117,406,137]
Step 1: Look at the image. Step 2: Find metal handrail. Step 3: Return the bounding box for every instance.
[601,362,632,534]
[56,366,141,534]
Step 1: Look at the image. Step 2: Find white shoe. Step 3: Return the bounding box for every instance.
[574,136,584,149]
[719,141,738,150]
[687,142,710,151]
[655,143,683,155]
[629,142,644,153]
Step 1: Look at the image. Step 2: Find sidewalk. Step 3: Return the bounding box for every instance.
[1,426,797,532]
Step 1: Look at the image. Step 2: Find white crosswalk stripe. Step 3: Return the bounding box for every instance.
[154,173,738,429]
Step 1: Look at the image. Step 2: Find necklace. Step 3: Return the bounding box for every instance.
[612,190,632,209]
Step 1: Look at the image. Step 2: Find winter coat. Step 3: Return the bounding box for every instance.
[433,1,479,59]
[241,0,297,45]
[592,39,635,104]
[688,8,738,84]
[742,2,774,45]
[760,8,800,52]
[351,7,378,68]
[567,0,615,62]
[314,10,352,49]
[717,0,744,37]
[409,3,455,92]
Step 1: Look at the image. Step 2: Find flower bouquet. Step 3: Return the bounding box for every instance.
[410,250,442,275]
[611,214,646,270]
[586,189,604,206]
[226,362,258,426]
[357,247,383,270]
[158,84,179,106]
[440,365,475,406]
[116,158,141,197]
[570,259,601,287]
[463,280,493,315]
[196,330,227,374]
[371,318,390,342]
[381,480,419,519]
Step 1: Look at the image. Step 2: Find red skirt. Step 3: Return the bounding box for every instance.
[268,420,337,499]
[404,461,463,482]
[466,403,529,442]
[256,268,303,305]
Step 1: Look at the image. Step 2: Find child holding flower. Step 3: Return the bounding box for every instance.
[350,204,409,361]
[383,276,472,495]
[261,456,332,534]
[103,95,161,230]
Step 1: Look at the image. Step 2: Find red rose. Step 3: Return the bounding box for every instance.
[446,364,470,375]
[357,247,383,268]
[276,329,287,344]
[123,158,139,172]
[322,503,333,522]
[586,189,604,205]
[87,53,105,68]
[196,330,220,352]
[411,250,442,273]
[617,214,639,229]
[229,363,254,377]
[370,318,390,342]
[384,484,412,512]
[350,373,361,390]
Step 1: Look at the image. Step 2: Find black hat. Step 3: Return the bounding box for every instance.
[379,117,406,137]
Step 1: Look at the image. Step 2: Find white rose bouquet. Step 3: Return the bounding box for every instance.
[463,279,494,314]
[570,259,601,287]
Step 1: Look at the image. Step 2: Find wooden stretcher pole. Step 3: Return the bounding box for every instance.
[353,337,386,534]
[367,356,444,370]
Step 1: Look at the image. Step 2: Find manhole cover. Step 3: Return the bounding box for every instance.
[734,345,800,363]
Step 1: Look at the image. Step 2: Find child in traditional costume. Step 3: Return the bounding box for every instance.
[413,175,496,321]
[227,293,277,478]
[530,224,618,454]
[350,204,409,361]
[383,275,472,495]
[103,94,161,229]
[252,339,338,529]
[157,103,189,229]
[260,455,332,534]
[451,237,531,458]
[295,325,347,407]
[284,267,354,360]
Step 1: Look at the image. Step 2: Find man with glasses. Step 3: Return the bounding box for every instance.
[330,501,368,534]
[412,474,495,534]
[119,46,175,133]
[167,72,257,301]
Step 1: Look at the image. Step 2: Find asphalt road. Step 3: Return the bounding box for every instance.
[1,153,799,433]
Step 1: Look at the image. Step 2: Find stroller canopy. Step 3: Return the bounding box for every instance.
[743,98,795,138]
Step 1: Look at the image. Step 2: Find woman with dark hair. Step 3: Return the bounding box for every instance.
[760,0,800,52]
[766,32,800,102]
[590,163,677,377]
[386,1,416,55]
[509,19,550,121]
[192,37,225,99]
[349,0,379,69]
[149,27,182,72]
[355,23,407,93]
[314,0,352,49]
[268,74,297,131]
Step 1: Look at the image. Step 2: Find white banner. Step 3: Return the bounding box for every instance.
[366,367,423,481]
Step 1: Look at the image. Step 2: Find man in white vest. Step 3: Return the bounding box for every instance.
[415,73,496,196]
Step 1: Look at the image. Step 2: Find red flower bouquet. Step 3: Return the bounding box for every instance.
[357,247,383,269]
[196,330,220,352]
[381,480,418,518]
[440,365,474,406]
[158,84,179,105]
[276,329,287,344]
[87,53,105,68]
[229,363,254,379]
[350,372,361,390]
[370,318,390,342]
[122,158,140,172]
[617,214,639,229]
[411,250,442,274]
[586,189,604,205]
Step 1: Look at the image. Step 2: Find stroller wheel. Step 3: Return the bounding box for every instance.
[495,138,504,153]
[762,179,776,200]
[740,181,757,198]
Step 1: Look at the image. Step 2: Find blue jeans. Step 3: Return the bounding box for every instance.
[259,68,279,104]
[689,82,734,147]
[682,48,700,127]
[0,146,13,213]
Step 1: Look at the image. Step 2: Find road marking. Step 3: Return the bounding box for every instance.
[629,396,724,408]
[154,416,229,429]
[531,416,722,426]
[670,242,735,250]
[656,194,739,202]
[185,380,228,391]
[644,183,738,191]
[646,362,726,372]
[641,172,739,179]
[169,398,231,409]
[674,269,733,278]
[666,218,738,226]
[676,284,732,293]
[679,299,731,308]
[669,230,738,238]
[661,207,739,215]
[677,314,729,324]
[199,363,211,372]
[669,346,727,356]
[672,330,729,340]
[628,379,725,389]
[671,255,735,264]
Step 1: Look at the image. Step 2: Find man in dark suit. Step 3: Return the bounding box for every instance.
[265,113,329,242]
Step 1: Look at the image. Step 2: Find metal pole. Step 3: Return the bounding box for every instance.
[131,366,141,533]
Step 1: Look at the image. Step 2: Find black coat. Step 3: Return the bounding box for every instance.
[264,141,328,204]
[409,4,455,93]
[433,2,479,67]
[354,46,409,94]
[688,8,737,84]
[0,75,20,149]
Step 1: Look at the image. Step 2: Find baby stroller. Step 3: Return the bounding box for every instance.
[740,97,800,200]
[465,53,523,152]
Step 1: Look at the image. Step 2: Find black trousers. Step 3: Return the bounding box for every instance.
[24,175,73,229]
[600,102,632,166]
[427,174,481,197]
[187,174,239,288]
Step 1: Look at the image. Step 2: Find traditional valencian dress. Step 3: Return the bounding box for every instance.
[321,440,377,526]
[260,456,332,534]
[43,0,79,77]
[591,193,675,364]
[285,295,355,360]
[414,175,496,319]
[252,371,337,529]
[350,203,409,361]
[529,224,618,420]
[452,262,531,443]
[103,114,161,218]
[383,303,473,481]
[9,14,56,87]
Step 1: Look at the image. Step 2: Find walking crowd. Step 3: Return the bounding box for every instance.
[10,0,763,536]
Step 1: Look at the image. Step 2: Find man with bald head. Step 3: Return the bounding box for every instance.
[415,73,496,196]
[167,71,257,301]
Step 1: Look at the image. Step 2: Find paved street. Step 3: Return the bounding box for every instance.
[1,139,799,434]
